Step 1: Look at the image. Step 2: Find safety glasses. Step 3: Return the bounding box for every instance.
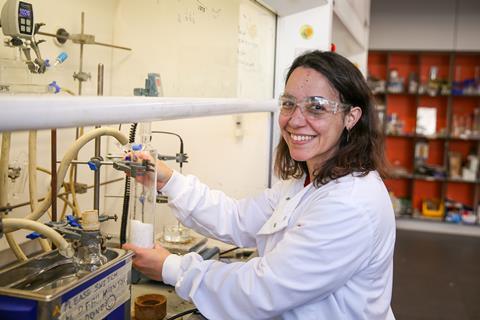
[278,94,351,120]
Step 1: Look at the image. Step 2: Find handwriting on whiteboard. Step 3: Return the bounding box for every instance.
[176,0,222,25]
[238,12,260,70]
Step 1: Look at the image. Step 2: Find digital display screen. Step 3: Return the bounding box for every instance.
[19,8,31,18]
[19,3,32,18]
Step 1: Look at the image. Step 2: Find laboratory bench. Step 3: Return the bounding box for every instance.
[129,238,254,320]
[131,279,204,320]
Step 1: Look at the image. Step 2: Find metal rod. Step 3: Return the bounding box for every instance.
[97,63,104,96]
[36,31,67,40]
[74,12,86,186]
[74,127,80,184]
[36,31,131,51]
[50,129,57,222]
[78,12,85,96]
[0,133,11,216]
[0,178,124,212]
[93,63,104,212]
[93,141,101,212]
[90,41,132,51]
[77,44,83,94]
[57,160,114,165]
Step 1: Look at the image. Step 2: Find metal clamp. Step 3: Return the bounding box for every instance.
[113,159,154,177]
[99,214,117,222]
[8,165,21,181]
[157,153,188,165]
[73,71,91,82]
[44,221,82,241]
[87,156,104,171]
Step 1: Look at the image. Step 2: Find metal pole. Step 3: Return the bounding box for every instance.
[36,31,131,51]
[93,63,104,211]
[51,129,57,221]
[74,12,86,186]
[97,63,104,96]
[78,12,85,96]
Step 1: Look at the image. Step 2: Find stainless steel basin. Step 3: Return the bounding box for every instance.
[0,248,131,302]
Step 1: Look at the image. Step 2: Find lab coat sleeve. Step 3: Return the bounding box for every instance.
[165,194,374,320]
[160,170,281,247]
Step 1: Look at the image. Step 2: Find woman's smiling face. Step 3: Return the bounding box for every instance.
[279,67,348,173]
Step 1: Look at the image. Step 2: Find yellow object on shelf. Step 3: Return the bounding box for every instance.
[422,199,444,218]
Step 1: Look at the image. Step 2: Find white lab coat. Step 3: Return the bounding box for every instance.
[161,170,396,320]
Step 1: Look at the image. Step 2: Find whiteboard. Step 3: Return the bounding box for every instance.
[111,0,276,99]
[237,0,276,99]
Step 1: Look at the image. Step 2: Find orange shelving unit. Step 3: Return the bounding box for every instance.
[368,50,480,224]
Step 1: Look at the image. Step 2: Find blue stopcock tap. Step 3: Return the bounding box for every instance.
[48,81,61,94]
[66,215,82,228]
[132,144,143,151]
[45,52,69,69]
[26,231,44,240]
[54,52,68,66]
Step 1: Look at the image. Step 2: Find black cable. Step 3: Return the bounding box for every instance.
[219,246,240,256]
[129,123,138,142]
[151,131,185,168]
[119,178,130,245]
[120,123,137,245]
[166,307,199,320]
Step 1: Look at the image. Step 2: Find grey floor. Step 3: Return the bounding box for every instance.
[393,229,480,320]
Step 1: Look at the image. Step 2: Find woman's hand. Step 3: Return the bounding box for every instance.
[131,151,173,190]
[155,159,173,190]
[122,243,172,281]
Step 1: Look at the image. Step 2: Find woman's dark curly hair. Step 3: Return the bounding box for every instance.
[274,50,388,186]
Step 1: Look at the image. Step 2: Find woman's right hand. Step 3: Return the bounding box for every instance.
[122,243,171,281]
[132,151,173,191]
[155,158,173,190]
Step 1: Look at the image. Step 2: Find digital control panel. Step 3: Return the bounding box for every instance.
[17,1,33,36]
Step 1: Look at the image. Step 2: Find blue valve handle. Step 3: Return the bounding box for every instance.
[48,81,61,94]
[66,215,82,228]
[132,143,143,151]
[87,160,98,171]
[56,52,68,64]
[26,232,45,240]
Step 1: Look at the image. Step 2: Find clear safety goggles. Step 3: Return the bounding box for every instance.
[278,94,351,120]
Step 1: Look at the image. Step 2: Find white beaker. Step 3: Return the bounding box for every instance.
[127,144,158,249]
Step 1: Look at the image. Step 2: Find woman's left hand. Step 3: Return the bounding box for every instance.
[122,243,171,281]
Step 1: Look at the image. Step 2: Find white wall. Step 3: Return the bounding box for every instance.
[369,0,480,51]
[274,5,333,98]
[332,0,371,75]
[456,0,480,51]
[0,0,275,252]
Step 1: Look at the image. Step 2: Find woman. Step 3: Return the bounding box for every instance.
[124,50,396,319]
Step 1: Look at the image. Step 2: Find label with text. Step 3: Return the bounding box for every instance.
[60,261,131,320]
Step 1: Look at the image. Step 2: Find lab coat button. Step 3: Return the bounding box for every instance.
[286,197,290,200]
[273,223,277,227]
